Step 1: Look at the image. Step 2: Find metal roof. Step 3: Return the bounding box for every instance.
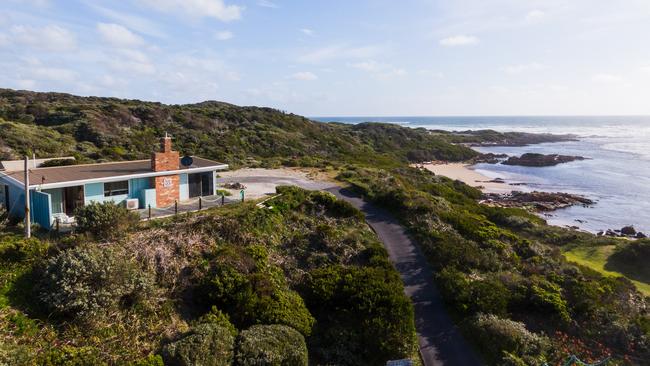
[1,156,228,188]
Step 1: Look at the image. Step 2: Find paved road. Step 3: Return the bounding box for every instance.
[327,187,483,366]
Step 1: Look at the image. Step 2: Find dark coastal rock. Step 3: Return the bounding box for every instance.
[502,153,586,167]
[621,226,637,236]
[605,229,618,237]
[472,153,509,164]
[636,232,647,239]
[455,130,578,147]
[481,191,594,212]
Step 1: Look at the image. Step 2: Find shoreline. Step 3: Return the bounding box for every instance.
[418,162,514,194]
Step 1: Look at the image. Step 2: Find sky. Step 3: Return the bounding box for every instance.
[1,0,650,116]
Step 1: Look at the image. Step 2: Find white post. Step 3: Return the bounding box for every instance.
[24,156,31,238]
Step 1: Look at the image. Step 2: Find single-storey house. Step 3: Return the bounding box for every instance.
[0,135,228,229]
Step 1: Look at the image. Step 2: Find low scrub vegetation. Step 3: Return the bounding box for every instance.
[338,166,649,365]
[0,187,416,365]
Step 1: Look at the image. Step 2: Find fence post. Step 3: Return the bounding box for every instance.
[199,197,202,210]
[148,204,151,219]
[174,200,178,215]
[56,217,60,234]
[221,194,225,206]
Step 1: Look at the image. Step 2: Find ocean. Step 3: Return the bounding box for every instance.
[312,116,650,234]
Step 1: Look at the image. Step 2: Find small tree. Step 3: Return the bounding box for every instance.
[37,245,154,320]
[162,323,235,366]
[235,325,308,366]
[74,201,139,240]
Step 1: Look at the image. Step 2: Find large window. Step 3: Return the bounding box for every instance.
[104,181,129,196]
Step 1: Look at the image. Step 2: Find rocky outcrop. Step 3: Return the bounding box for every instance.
[472,153,509,164]
[481,191,594,211]
[597,226,646,239]
[502,153,586,167]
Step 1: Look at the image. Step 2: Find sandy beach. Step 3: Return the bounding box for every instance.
[419,163,514,194]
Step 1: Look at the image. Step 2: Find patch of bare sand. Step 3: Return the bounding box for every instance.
[419,163,513,194]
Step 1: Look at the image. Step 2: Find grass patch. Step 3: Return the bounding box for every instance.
[563,245,650,296]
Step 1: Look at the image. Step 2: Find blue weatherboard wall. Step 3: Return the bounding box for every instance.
[129,177,152,208]
[179,174,189,201]
[5,181,25,219]
[143,188,157,208]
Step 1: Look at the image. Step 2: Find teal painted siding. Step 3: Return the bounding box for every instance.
[179,174,189,201]
[84,182,128,205]
[143,188,157,208]
[43,188,64,214]
[129,177,152,208]
[31,190,52,230]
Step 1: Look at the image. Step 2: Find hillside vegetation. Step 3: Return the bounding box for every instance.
[0,88,475,167]
[0,187,416,365]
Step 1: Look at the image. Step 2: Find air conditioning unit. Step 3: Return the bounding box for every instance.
[126,198,139,210]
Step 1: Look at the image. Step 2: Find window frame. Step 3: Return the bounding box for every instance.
[104,180,129,197]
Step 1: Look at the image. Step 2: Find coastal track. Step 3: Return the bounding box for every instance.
[326,187,484,366]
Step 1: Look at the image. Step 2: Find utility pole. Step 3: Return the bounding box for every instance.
[24,156,31,238]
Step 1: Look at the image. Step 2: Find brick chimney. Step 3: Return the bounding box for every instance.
[151,134,179,172]
[152,134,180,207]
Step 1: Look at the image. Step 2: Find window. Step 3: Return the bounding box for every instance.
[104,181,129,196]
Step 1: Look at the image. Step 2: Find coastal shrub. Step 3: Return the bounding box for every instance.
[162,323,235,366]
[37,245,154,320]
[202,252,314,336]
[196,306,238,336]
[301,265,415,365]
[74,201,139,240]
[235,325,308,366]
[461,313,550,365]
[436,268,510,316]
[130,355,164,366]
[37,345,106,366]
[527,279,571,324]
[605,240,650,282]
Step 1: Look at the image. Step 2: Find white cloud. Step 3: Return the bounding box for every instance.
[257,0,278,8]
[215,30,233,40]
[641,66,650,75]
[290,71,318,81]
[418,69,444,78]
[97,23,144,48]
[503,62,546,74]
[0,33,9,47]
[140,0,242,22]
[10,24,76,51]
[439,35,478,47]
[107,49,156,74]
[525,9,545,23]
[298,44,382,63]
[90,4,167,38]
[592,73,622,83]
[300,28,314,36]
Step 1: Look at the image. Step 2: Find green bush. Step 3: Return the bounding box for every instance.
[302,266,415,365]
[37,345,106,366]
[130,355,164,366]
[37,245,154,320]
[235,325,308,366]
[162,323,235,366]
[196,306,238,337]
[436,267,510,316]
[462,313,550,365]
[201,243,314,336]
[74,201,139,240]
